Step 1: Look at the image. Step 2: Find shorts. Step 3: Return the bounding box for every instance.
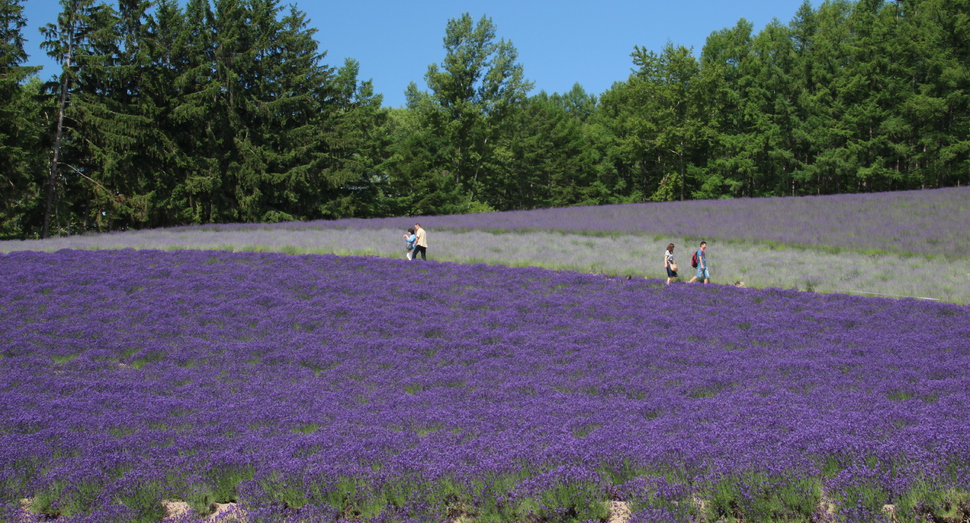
[666,267,677,277]
[695,267,710,280]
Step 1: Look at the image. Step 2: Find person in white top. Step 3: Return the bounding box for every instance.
[664,243,678,285]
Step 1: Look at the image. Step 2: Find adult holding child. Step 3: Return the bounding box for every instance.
[411,223,427,261]
[664,243,678,285]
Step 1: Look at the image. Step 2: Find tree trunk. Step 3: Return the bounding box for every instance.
[42,7,77,239]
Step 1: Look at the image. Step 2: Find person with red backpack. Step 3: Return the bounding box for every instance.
[688,241,710,284]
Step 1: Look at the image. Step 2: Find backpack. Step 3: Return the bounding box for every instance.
[690,250,699,268]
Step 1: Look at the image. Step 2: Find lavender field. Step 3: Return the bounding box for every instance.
[2,249,970,522]
[10,186,964,257]
[4,187,969,304]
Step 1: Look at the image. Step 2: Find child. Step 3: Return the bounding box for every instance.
[404,228,416,260]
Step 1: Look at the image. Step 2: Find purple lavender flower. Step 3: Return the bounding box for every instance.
[1,249,969,521]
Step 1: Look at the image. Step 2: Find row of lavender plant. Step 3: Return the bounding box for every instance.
[101,186,968,260]
[4,187,967,304]
[3,249,969,521]
[5,228,968,304]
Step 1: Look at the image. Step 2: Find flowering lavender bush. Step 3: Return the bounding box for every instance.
[40,186,970,256]
[5,187,969,304]
[5,186,968,260]
[7,188,970,304]
[359,186,967,260]
[2,249,969,522]
[6,228,968,304]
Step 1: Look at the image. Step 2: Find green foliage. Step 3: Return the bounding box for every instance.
[4,0,970,239]
[632,42,703,202]
[29,479,104,519]
[896,486,970,522]
[520,482,611,523]
[111,480,169,523]
[495,90,602,209]
[31,0,388,237]
[0,0,44,239]
[386,13,535,213]
[702,473,822,522]
[186,464,254,514]
[130,348,165,368]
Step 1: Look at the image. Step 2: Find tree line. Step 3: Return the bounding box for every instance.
[1,0,968,239]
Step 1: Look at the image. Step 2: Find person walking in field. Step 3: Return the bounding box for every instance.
[664,243,678,285]
[412,223,427,261]
[404,228,416,260]
[688,241,710,284]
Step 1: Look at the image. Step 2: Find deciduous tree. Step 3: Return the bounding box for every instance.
[399,13,533,211]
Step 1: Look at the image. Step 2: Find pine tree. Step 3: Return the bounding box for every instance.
[748,21,801,196]
[315,58,389,219]
[898,0,970,188]
[490,91,595,210]
[0,0,44,238]
[163,0,224,224]
[69,0,160,231]
[40,0,117,236]
[633,42,703,201]
[799,0,855,194]
[139,0,195,226]
[700,19,761,197]
[382,88,468,216]
[590,79,651,203]
[788,0,820,194]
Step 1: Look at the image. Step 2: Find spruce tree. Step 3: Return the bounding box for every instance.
[40,0,117,236]
[498,91,596,209]
[69,0,160,231]
[0,0,43,238]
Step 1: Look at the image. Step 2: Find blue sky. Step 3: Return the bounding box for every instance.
[21,0,819,108]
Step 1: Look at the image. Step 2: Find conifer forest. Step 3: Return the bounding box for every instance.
[1,0,968,239]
